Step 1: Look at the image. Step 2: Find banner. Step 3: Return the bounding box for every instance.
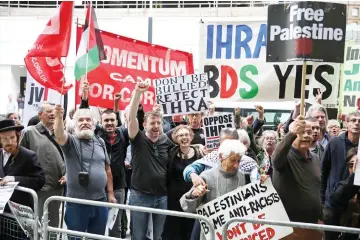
[339,43,360,114]
[200,21,340,107]
[196,179,292,240]
[23,72,66,126]
[75,26,194,112]
[267,2,346,63]
[154,73,209,116]
[203,113,234,149]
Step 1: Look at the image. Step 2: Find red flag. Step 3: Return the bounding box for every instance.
[24,1,74,95]
[27,1,73,57]
[24,57,72,95]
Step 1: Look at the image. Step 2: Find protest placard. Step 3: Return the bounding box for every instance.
[23,72,67,126]
[154,73,210,116]
[339,42,360,114]
[200,21,340,107]
[0,182,19,214]
[196,179,293,240]
[203,113,234,149]
[267,2,346,63]
[8,201,40,238]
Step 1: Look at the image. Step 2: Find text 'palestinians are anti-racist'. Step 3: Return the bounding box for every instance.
[269,5,344,42]
[196,183,280,220]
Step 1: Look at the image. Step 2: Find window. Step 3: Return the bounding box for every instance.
[352,7,359,17]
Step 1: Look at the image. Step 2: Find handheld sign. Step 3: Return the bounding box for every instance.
[196,179,293,240]
[154,73,210,116]
[354,147,360,186]
[339,43,360,114]
[267,1,346,63]
[203,113,235,149]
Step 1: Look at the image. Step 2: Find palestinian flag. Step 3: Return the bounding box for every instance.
[74,4,105,80]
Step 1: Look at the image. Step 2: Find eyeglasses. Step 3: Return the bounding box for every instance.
[0,136,17,143]
[264,137,276,141]
[349,119,360,123]
[177,133,190,138]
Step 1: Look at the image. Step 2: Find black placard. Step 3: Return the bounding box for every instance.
[266,1,346,63]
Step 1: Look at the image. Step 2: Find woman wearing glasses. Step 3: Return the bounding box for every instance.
[257,130,278,177]
[331,147,360,240]
[162,125,203,240]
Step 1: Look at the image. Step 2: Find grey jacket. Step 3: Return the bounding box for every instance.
[180,165,246,240]
[20,122,65,192]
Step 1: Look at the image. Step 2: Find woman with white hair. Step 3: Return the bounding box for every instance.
[327,119,340,137]
[180,139,248,240]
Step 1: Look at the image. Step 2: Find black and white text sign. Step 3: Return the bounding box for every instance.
[154,73,210,116]
[203,113,234,149]
[267,1,346,63]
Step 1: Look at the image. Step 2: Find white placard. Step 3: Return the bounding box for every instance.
[23,71,64,126]
[196,179,293,240]
[354,147,360,186]
[0,182,19,214]
[154,73,210,116]
[203,113,235,149]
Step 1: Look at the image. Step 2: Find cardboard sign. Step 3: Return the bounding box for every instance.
[196,179,293,240]
[154,73,210,116]
[203,113,234,149]
[339,43,360,114]
[267,1,346,63]
[200,21,340,107]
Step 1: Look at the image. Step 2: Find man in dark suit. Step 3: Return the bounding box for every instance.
[0,119,45,239]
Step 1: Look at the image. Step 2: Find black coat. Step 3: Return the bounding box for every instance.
[0,146,45,209]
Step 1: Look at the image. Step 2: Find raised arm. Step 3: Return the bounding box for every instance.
[272,116,305,170]
[54,104,68,146]
[113,92,122,126]
[128,82,149,139]
[253,105,265,134]
[79,80,90,109]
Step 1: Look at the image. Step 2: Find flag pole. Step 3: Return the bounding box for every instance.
[84,2,92,85]
[59,2,74,232]
[59,2,75,104]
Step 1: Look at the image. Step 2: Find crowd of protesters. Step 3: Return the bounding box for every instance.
[0,80,359,240]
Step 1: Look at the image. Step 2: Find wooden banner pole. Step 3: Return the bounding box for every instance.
[300,61,307,117]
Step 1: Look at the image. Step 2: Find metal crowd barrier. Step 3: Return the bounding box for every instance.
[43,196,215,240]
[222,217,360,238]
[0,186,40,240]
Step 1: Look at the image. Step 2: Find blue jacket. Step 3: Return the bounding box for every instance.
[321,132,357,208]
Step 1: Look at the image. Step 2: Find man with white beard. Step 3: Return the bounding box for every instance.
[53,105,117,236]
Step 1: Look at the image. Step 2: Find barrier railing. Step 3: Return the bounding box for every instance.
[222,217,360,238]
[43,196,215,240]
[0,186,40,240]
